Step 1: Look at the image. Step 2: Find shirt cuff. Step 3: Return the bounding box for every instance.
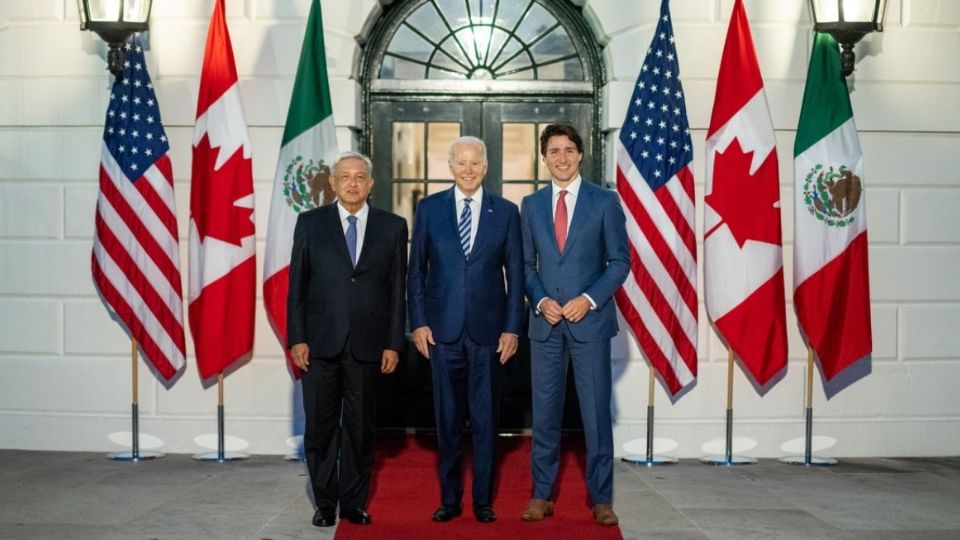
[535,297,547,314]
[582,293,597,310]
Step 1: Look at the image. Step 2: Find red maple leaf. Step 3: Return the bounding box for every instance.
[191,134,255,247]
[705,138,781,248]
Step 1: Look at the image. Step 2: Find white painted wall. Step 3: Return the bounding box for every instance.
[1,0,958,457]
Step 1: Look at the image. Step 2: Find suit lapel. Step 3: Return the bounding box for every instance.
[471,191,496,258]
[562,181,594,256]
[439,188,466,261]
[324,205,354,268]
[353,206,378,272]
[533,186,561,256]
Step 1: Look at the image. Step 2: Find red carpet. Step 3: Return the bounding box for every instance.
[334,434,623,540]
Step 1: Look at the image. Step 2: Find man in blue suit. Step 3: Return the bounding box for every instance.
[519,124,630,526]
[407,136,525,524]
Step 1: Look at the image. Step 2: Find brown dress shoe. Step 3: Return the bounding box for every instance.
[520,498,554,522]
[593,504,619,526]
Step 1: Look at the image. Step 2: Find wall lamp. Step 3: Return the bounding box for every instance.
[78,0,154,76]
[809,0,887,77]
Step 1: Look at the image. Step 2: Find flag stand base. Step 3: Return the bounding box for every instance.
[108,451,163,461]
[622,455,678,466]
[192,451,249,462]
[699,455,757,466]
[778,455,837,466]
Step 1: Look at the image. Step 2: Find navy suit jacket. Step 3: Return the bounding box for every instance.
[408,188,525,346]
[521,180,630,343]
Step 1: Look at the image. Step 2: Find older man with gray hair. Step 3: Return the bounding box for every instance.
[288,151,408,528]
[407,136,525,523]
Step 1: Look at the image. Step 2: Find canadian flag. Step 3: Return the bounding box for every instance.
[189,0,255,380]
[704,0,787,386]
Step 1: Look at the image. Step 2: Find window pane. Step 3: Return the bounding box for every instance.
[537,57,582,80]
[381,55,428,79]
[427,123,460,180]
[388,25,434,63]
[537,123,552,181]
[502,123,536,180]
[394,181,425,236]
[393,122,425,180]
[406,2,447,44]
[530,26,575,63]
[515,2,554,43]
[495,0,532,30]
[469,0,495,24]
[435,0,469,30]
[497,53,533,77]
[430,49,471,77]
[502,182,537,206]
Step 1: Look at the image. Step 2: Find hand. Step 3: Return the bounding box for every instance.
[540,298,564,325]
[290,343,310,371]
[561,295,592,323]
[496,333,519,364]
[381,349,399,374]
[412,326,435,359]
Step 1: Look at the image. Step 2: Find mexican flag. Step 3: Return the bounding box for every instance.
[793,32,872,381]
[263,0,339,376]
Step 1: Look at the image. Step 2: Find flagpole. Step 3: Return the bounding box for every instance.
[701,347,756,465]
[108,339,163,461]
[193,372,249,462]
[779,346,837,466]
[622,361,677,466]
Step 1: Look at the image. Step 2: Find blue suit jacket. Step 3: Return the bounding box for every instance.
[408,188,525,346]
[521,180,630,343]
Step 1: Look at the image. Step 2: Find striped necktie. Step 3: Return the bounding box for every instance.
[459,198,472,256]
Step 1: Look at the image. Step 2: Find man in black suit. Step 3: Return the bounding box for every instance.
[287,151,407,528]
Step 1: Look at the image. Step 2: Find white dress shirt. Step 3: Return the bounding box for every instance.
[551,175,582,235]
[337,202,369,262]
[454,186,482,253]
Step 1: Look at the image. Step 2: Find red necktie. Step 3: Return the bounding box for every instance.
[555,190,568,253]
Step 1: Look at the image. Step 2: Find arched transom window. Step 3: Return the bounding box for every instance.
[380,0,585,81]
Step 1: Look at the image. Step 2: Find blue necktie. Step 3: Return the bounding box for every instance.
[346,215,358,267]
[459,198,472,256]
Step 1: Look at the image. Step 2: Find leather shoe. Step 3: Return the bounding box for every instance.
[592,504,619,526]
[312,508,336,527]
[520,498,554,522]
[473,504,496,523]
[340,507,372,525]
[432,503,462,522]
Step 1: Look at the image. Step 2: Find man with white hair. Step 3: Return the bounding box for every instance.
[408,136,525,523]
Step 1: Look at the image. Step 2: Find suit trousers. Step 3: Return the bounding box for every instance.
[530,322,613,505]
[301,344,378,511]
[431,332,501,507]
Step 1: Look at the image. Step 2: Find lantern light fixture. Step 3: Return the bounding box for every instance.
[808,0,887,77]
[78,0,154,76]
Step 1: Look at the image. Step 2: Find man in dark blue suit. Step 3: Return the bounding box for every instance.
[408,136,525,524]
[519,124,630,526]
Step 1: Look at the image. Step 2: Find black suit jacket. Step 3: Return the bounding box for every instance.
[287,203,408,363]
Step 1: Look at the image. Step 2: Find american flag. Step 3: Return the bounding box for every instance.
[91,35,186,380]
[614,0,698,395]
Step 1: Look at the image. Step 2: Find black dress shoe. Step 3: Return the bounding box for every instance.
[312,508,336,527]
[432,503,463,522]
[340,507,372,525]
[473,505,496,523]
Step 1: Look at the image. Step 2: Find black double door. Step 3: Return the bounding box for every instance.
[369,98,594,431]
